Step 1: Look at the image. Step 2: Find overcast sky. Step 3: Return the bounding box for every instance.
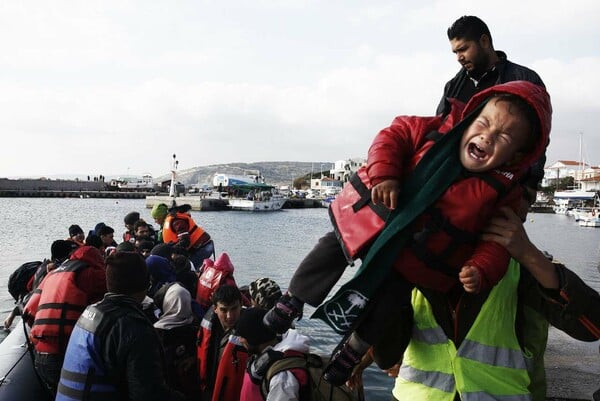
[1,0,599,179]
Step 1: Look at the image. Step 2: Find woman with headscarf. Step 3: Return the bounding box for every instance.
[154,282,201,401]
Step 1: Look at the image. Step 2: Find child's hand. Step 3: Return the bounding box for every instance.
[459,265,481,293]
[371,179,401,210]
[384,363,400,378]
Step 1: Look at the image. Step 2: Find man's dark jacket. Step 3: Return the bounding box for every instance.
[436,50,545,116]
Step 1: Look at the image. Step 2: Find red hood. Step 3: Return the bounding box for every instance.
[71,246,105,269]
[201,252,234,274]
[461,81,552,177]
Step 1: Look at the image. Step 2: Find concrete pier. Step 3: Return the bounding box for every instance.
[145,195,324,211]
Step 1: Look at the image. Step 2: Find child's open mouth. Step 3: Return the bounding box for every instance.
[468,142,488,160]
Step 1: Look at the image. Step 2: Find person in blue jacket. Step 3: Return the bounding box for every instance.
[56,251,185,401]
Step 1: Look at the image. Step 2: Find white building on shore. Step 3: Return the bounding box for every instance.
[543,160,600,191]
[309,158,366,194]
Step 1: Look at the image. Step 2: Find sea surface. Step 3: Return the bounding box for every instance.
[0,198,599,399]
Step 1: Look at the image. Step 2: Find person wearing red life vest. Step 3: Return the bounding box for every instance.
[23,245,106,395]
[197,285,243,401]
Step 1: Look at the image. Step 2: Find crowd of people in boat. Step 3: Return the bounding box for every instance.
[3,14,600,401]
[5,202,325,401]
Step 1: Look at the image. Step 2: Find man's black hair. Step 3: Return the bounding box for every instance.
[85,234,103,249]
[106,251,149,295]
[447,15,493,47]
[133,219,149,231]
[97,225,115,236]
[212,284,242,306]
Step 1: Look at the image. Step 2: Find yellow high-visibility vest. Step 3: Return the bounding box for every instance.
[393,259,532,401]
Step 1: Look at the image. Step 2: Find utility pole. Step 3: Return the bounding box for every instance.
[169,154,179,204]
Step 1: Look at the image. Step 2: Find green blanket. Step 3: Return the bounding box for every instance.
[312,104,485,334]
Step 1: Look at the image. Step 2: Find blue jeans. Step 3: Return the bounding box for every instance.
[189,240,215,269]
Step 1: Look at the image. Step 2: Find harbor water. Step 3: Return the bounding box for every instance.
[0,198,598,399]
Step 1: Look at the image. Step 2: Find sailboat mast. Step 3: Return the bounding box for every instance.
[577,132,583,189]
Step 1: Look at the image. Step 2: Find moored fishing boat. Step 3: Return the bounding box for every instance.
[213,172,287,212]
[577,211,600,227]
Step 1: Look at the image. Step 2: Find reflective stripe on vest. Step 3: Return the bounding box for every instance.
[457,339,527,370]
[394,260,531,401]
[399,365,455,393]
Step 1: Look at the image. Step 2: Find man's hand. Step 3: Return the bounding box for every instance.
[481,206,531,262]
[371,179,401,210]
[459,265,481,293]
[481,206,560,289]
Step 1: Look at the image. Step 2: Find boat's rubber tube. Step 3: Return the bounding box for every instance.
[0,319,52,401]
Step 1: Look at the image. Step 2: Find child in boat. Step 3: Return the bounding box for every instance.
[263,81,552,385]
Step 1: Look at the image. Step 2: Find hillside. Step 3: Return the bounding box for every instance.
[157,161,334,187]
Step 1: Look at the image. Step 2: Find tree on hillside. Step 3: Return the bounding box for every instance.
[293,176,309,189]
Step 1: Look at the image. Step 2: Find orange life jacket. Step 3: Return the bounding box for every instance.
[163,212,206,249]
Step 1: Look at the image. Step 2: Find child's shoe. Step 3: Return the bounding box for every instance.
[262,294,301,334]
[322,341,363,386]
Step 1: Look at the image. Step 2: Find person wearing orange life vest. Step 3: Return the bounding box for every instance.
[163,203,214,269]
[197,285,243,401]
[23,245,106,395]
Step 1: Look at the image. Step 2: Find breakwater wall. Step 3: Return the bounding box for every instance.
[0,178,105,191]
[0,178,151,198]
[0,189,150,199]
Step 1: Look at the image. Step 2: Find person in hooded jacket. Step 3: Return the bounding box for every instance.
[146,254,177,298]
[23,245,107,395]
[154,282,201,401]
[264,81,552,385]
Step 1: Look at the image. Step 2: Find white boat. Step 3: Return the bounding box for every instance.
[213,172,287,212]
[227,193,286,211]
[321,195,336,208]
[552,191,596,215]
[578,212,600,227]
[110,173,156,192]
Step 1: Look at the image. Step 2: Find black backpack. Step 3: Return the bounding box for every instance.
[262,353,357,401]
[7,261,42,302]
